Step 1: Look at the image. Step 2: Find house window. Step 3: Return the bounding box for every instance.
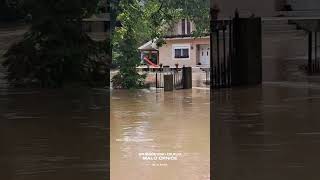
[181,19,192,35]
[173,45,190,59]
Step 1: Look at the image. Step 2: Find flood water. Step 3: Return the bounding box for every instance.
[0,87,109,180]
[212,84,320,180]
[0,23,211,180]
[111,89,210,180]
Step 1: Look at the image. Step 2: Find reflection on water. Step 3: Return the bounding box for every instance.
[212,85,320,180]
[0,87,109,180]
[111,89,210,180]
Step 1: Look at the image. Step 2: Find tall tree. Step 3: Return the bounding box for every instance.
[111,0,151,89]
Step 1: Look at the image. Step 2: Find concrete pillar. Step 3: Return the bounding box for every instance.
[183,67,192,89]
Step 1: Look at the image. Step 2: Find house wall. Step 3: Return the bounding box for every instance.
[167,20,195,36]
[158,37,210,67]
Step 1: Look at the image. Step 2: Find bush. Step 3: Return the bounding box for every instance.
[112,69,146,89]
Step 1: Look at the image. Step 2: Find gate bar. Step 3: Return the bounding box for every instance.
[228,19,232,86]
[223,27,227,87]
[216,29,220,87]
[308,31,313,74]
[315,32,318,71]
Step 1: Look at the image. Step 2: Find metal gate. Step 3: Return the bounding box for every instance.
[210,18,234,88]
[308,32,320,74]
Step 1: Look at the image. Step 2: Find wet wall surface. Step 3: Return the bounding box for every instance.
[0,87,110,180]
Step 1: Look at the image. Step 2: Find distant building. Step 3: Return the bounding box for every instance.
[139,19,210,68]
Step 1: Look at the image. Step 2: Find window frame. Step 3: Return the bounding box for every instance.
[180,19,192,35]
[172,44,191,60]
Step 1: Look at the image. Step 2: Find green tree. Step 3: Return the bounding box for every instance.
[2,0,109,87]
[111,0,155,89]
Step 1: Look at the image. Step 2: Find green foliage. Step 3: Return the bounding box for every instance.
[2,0,110,87]
[164,0,210,34]
[113,30,146,89]
[111,0,152,89]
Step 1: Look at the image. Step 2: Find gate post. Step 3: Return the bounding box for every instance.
[232,17,262,86]
[182,67,192,89]
[210,21,215,89]
[164,74,174,91]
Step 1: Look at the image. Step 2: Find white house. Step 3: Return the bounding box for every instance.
[139,19,210,68]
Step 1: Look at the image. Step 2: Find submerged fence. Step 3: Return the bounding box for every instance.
[155,68,183,90]
[201,68,211,86]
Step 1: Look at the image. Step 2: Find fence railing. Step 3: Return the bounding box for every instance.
[308,31,320,74]
[200,68,211,86]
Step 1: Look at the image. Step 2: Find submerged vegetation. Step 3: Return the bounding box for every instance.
[2,0,109,88]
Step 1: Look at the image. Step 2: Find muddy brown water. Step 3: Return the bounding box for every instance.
[0,87,110,180]
[111,89,210,180]
[212,84,320,180]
